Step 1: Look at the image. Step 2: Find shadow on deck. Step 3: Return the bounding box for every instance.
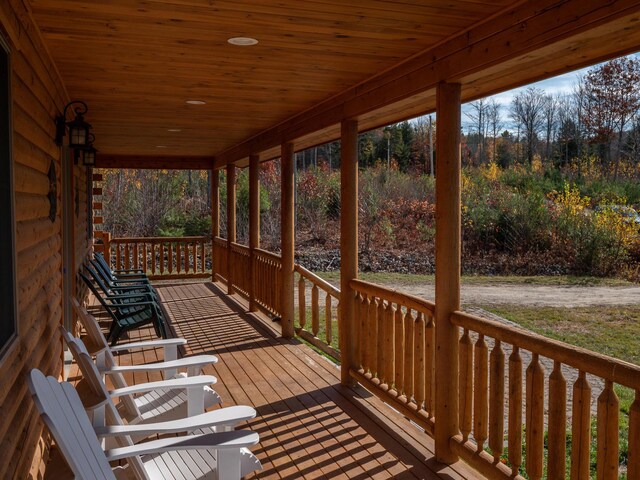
[153,281,478,480]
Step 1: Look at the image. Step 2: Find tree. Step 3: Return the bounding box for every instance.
[465,99,490,165]
[579,57,640,179]
[510,87,546,164]
[542,94,559,161]
[487,100,502,164]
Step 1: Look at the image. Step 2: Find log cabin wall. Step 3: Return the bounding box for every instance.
[0,1,90,478]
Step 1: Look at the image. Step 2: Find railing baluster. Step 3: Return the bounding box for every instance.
[116,243,121,270]
[354,293,362,368]
[525,353,545,480]
[185,242,190,274]
[459,328,473,442]
[142,243,147,274]
[508,346,523,476]
[159,242,164,275]
[548,360,567,478]
[151,242,156,275]
[424,312,435,415]
[168,241,173,274]
[325,294,332,346]
[596,380,619,479]
[133,242,139,270]
[377,298,385,382]
[489,340,505,461]
[298,275,306,330]
[629,390,640,480]
[124,243,130,270]
[311,284,319,337]
[403,309,414,402]
[177,242,181,273]
[363,295,372,372]
[414,312,425,410]
[368,295,378,372]
[571,371,591,480]
[394,305,404,395]
[192,242,197,273]
[384,302,395,388]
[474,334,489,452]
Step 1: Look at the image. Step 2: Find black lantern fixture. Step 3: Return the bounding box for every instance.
[55,100,92,148]
[81,134,97,166]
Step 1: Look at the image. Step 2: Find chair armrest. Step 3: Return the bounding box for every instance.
[108,375,217,398]
[113,268,145,274]
[101,354,218,374]
[110,338,187,352]
[95,405,255,438]
[104,431,259,462]
[105,300,156,309]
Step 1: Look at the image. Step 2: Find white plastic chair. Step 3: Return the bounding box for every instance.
[70,298,223,420]
[28,369,261,480]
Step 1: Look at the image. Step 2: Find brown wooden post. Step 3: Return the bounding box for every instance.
[340,118,358,386]
[211,167,219,280]
[434,81,462,464]
[280,143,295,338]
[249,153,260,312]
[226,163,236,294]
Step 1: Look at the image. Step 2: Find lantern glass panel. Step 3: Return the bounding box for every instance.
[70,126,87,147]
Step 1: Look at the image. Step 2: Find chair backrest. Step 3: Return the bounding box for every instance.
[95,252,118,281]
[59,329,150,479]
[85,264,117,298]
[27,369,116,479]
[61,320,140,418]
[79,270,119,322]
[92,255,117,284]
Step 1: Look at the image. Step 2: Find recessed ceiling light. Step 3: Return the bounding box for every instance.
[156,145,167,148]
[167,128,182,132]
[186,100,206,105]
[227,37,258,46]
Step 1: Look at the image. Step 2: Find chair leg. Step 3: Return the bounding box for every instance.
[109,325,123,347]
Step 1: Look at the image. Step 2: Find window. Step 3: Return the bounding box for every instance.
[0,35,16,355]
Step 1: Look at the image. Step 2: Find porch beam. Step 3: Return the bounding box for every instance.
[226,163,236,295]
[434,82,462,464]
[249,153,260,312]
[339,119,358,386]
[280,143,295,338]
[214,0,640,167]
[96,154,213,170]
[210,167,219,280]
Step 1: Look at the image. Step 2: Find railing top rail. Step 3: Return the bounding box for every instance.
[111,235,210,243]
[350,278,435,314]
[213,236,227,244]
[452,310,640,391]
[254,248,282,263]
[230,242,250,253]
[295,264,340,297]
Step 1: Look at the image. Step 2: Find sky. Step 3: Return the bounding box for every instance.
[459,52,640,132]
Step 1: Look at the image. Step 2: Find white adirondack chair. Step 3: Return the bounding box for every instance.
[70,298,223,421]
[28,369,261,480]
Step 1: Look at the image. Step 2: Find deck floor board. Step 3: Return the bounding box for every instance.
[65,281,480,479]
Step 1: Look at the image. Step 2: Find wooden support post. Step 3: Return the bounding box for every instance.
[281,143,295,338]
[434,81,462,464]
[249,154,260,312]
[211,167,219,280]
[226,163,236,294]
[340,118,358,386]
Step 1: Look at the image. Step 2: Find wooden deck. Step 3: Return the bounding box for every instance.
[70,281,481,479]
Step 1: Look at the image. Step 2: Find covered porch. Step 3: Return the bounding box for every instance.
[71,280,476,479]
[3,0,640,478]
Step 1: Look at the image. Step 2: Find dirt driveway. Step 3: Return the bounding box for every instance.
[390,283,640,307]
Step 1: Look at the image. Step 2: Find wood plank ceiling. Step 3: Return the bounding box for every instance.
[27,0,514,159]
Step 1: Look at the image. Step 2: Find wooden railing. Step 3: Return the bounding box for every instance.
[253,248,282,317]
[212,236,228,282]
[450,310,640,480]
[349,279,436,434]
[229,242,251,296]
[108,236,211,280]
[295,265,341,360]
